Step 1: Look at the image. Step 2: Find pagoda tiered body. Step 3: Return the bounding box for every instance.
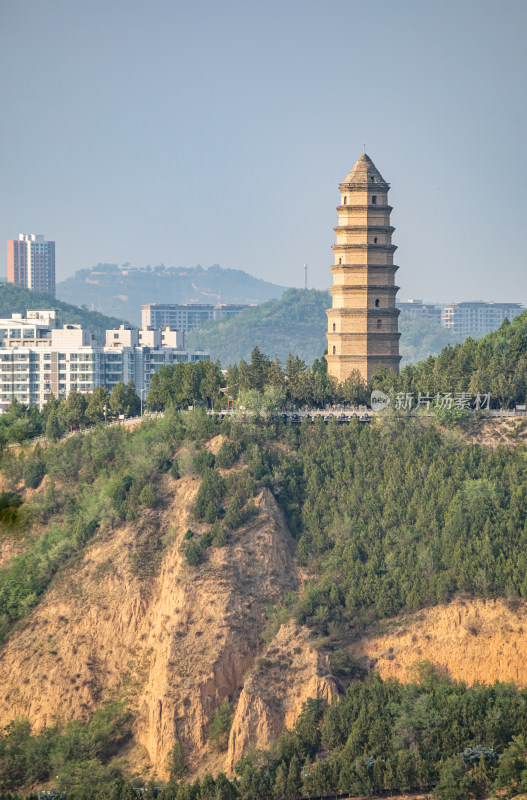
[325,154,401,383]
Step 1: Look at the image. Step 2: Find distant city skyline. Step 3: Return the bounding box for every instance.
[1,0,525,304]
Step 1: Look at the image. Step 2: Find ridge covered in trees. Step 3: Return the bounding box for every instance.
[0,314,526,797]
[0,282,129,343]
[371,310,527,407]
[186,289,466,367]
[148,307,527,412]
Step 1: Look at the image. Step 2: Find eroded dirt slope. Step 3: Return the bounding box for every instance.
[349,597,527,686]
[0,468,306,779]
[226,619,338,773]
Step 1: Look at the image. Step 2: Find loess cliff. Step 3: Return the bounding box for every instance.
[2,428,527,782]
[0,460,333,779]
[348,596,527,687]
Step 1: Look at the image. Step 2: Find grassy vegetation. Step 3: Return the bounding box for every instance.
[0,409,217,643]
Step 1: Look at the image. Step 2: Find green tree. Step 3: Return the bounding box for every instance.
[139,484,156,508]
[60,387,87,430]
[185,541,202,567]
[110,381,140,417]
[45,410,62,442]
[85,386,111,424]
[493,735,527,798]
[167,741,186,780]
[249,346,269,391]
[273,762,288,799]
[238,389,264,411]
[124,380,140,416]
[208,701,234,751]
[224,491,243,530]
[262,385,286,412]
[199,361,223,409]
[285,755,301,799]
[434,757,475,800]
[110,382,129,416]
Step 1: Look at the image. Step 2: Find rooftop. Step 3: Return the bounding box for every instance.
[341,153,388,186]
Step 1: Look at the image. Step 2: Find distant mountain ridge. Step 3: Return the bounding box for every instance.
[57,263,287,324]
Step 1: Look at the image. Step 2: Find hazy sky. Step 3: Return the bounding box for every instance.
[1,0,525,303]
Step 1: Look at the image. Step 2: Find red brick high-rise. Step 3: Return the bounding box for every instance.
[7,234,55,296]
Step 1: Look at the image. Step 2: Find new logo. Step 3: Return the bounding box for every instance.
[370,390,390,411]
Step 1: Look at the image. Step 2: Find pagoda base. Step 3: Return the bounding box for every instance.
[325,353,401,384]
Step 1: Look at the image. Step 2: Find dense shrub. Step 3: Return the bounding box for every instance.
[208,701,234,751]
[223,491,243,530]
[194,469,225,521]
[185,541,202,567]
[22,459,46,489]
[139,484,156,508]
[215,440,242,469]
[0,703,131,792]
[0,493,22,527]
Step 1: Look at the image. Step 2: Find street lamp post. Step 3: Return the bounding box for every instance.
[140,387,147,416]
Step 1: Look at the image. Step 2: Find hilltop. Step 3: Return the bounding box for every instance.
[1,405,527,797]
[1,325,527,797]
[0,282,128,342]
[187,288,465,366]
[56,263,286,324]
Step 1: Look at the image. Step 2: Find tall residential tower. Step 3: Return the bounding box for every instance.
[325,154,400,383]
[7,234,56,296]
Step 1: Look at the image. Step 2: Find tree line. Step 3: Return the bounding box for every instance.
[3,306,527,450]
[4,670,527,799]
[0,382,140,447]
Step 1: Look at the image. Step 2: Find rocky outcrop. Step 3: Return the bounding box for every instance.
[349,597,527,686]
[0,477,298,779]
[226,619,338,775]
[135,487,298,775]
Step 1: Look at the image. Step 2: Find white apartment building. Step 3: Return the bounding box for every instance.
[397,299,442,326]
[103,325,208,395]
[141,302,255,331]
[442,302,524,335]
[0,312,210,412]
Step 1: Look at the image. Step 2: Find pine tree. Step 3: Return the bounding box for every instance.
[250,346,269,390]
[383,758,397,792]
[273,762,288,799]
[85,386,110,424]
[286,755,302,799]
[60,387,87,430]
[110,381,128,416]
[224,491,243,530]
[45,410,61,442]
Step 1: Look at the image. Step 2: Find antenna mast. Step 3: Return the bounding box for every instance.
[304,263,308,290]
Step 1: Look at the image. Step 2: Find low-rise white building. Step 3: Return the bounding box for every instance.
[442,302,524,335]
[0,312,210,412]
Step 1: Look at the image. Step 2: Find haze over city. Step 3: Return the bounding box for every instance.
[1,0,525,303]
